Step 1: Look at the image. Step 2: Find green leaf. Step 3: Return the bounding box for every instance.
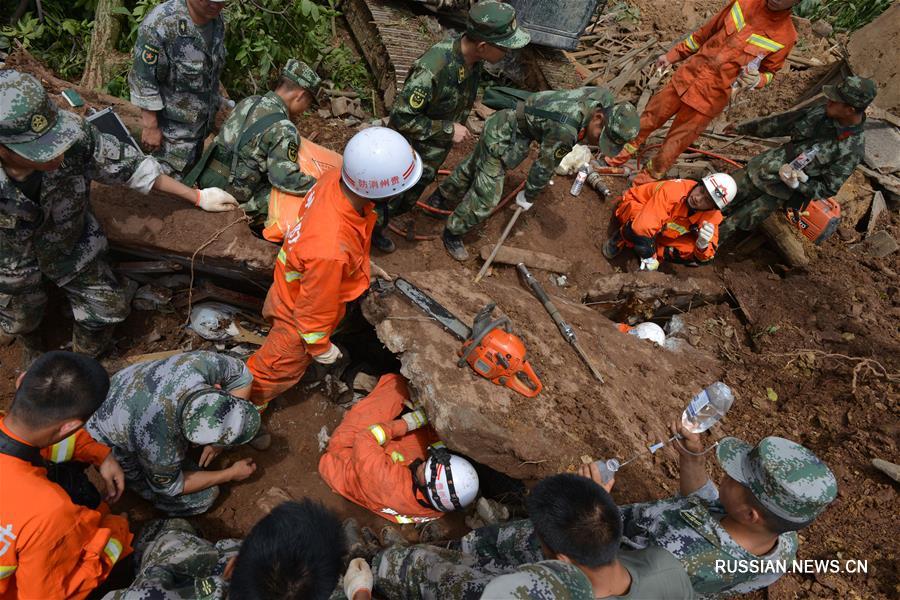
[766,388,778,402]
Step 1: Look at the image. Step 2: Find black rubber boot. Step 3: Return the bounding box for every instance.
[423,191,450,220]
[602,232,624,259]
[442,228,469,262]
[72,324,114,358]
[372,229,396,254]
[17,329,43,371]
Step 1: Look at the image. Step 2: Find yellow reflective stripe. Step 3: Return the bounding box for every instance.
[0,566,16,580]
[747,34,783,52]
[368,424,387,445]
[49,434,76,463]
[685,34,699,52]
[730,1,745,31]
[277,248,287,265]
[390,450,405,463]
[623,142,638,156]
[394,515,414,524]
[762,72,774,85]
[665,222,689,235]
[283,271,302,282]
[300,331,326,344]
[103,538,123,564]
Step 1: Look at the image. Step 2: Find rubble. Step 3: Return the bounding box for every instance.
[583,272,727,322]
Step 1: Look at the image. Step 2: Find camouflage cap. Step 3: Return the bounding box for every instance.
[282,58,321,95]
[717,436,837,524]
[0,70,83,162]
[467,1,531,50]
[181,390,260,447]
[598,101,640,157]
[823,75,877,109]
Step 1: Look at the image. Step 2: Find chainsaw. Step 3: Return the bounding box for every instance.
[392,278,542,398]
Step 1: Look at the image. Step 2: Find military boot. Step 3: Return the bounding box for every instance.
[442,228,469,262]
[372,229,396,254]
[72,324,114,358]
[17,329,44,371]
[422,190,450,220]
[602,231,624,259]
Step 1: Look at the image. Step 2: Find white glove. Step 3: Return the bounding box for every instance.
[196,188,239,212]
[695,221,715,250]
[401,409,429,431]
[313,343,343,365]
[640,257,660,271]
[515,190,533,212]
[555,144,592,175]
[343,558,373,600]
[734,70,761,93]
[778,164,801,190]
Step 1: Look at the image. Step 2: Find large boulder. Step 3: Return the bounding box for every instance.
[364,270,723,497]
[848,4,900,114]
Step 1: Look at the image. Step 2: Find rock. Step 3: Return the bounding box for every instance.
[479,245,573,273]
[330,96,366,119]
[256,486,293,515]
[834,169,873,229]
[851,230,898,258]
[863,121,900,174]
[317,425,330,452]
[848,4,900,113]
[810,19,833,37]
[865,191,887,238]
[872,458,900,483]
[317,108,331,119]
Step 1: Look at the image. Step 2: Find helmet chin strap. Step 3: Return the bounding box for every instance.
[425,445,462,512]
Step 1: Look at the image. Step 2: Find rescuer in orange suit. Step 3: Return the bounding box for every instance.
[0,351,133,599]
[607,0,799,184]
[603,173,737,270]
[246,127,424,411]
[318,373,480,524]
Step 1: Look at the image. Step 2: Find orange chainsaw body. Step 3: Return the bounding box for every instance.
[786,198,841,244]
[458,327,542,398]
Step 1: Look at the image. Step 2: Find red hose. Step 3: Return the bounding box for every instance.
[636,143,744,171]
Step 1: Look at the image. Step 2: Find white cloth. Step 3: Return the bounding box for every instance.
[126,156,163,194]
[555,144,593,175]
[515,190,533,211]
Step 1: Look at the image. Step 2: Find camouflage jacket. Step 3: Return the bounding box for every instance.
[735,102,866,209]
[128,0,225,135]
[620,479,799,598]
[86,351,254,497]
[479,561,593,600]
[0,118,146,291]
[518,88,613,200]
[389,36,482,147]
[214,91,315,204]
[102,519,239,600]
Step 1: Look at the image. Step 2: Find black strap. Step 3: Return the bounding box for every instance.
[425,445,462,512]
[515,100,578,129]
[0,427,44,468]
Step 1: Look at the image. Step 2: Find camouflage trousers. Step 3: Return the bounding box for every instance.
[439,110,530,235]
[122,455,220,517]
[718,168,787,245]
[376,138,453,227]
[372,520,543,600]
[0,256,128,336]
[154,118,208,179]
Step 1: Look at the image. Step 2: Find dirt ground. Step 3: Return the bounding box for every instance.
[1,2,898,599]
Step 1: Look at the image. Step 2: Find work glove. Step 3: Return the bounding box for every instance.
[515,190,533,212]
[343,558,373,600]
[639,257,660,272]
[695,221,715,250]
[401,409,429,432]
[778,164,806,190]
[313,343,343,365]
[196,188,239,212]
[734,70,761,93]
[555,144,592,175]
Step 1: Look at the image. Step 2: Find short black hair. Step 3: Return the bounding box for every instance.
[230,500,346,600]
[527,473,622,568]
[11,351,109,428]
[745,487,812,534]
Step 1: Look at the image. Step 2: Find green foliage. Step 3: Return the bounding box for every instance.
[2,0,372,102]
[793,0,892,33]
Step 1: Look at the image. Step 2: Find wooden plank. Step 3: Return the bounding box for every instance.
[479,245,573,273]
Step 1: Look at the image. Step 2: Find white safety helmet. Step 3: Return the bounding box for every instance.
[628,322,666,347]
[340,126,423,200]
[702,173,737,210]
[423,446,479,512]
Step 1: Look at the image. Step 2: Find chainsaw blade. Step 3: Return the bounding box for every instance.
[394,278,471,341]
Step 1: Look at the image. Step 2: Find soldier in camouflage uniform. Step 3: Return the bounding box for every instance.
[375,0,530,253]
[191,59,322,226]
[86,351,260,516]
[718,75,876,244]
[0,71,236,366]
[129,0,227,177]
[437,87,640,260]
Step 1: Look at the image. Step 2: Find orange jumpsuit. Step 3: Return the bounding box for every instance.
[624,0,796,180]
[318,374,443,524]
[0,419,133,599]
[614,179,722,263]
[248,169,376,408]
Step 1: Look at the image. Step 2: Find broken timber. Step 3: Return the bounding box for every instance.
[583,272,727,322]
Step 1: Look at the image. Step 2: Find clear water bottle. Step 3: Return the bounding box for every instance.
[593,458,621,483]
[681,382,735,433]
[733,54,764,89]
[789,144,821,171]
[570,163,589,196]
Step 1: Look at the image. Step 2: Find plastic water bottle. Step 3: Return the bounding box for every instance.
[593,458,621,483]
[789,144,821,171]
[681,382,735,433]
[733,54,763,89]
[570,163,589,196]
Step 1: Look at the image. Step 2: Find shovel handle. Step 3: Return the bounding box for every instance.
[475,206,523,283]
